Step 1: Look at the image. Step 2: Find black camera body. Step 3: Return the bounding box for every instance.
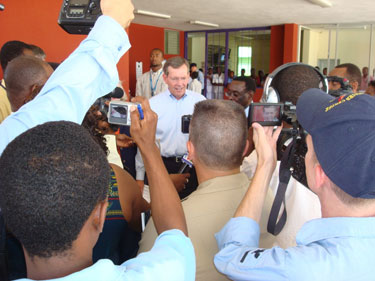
[327,76,354,97]
[250,102,308,187]
[58,0,102,34]
[181,115,192,134]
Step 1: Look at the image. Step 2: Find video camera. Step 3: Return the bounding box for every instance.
[58,0,101,34]
[251,101,309,236]
[327,76,353,97]
[254,101,308,187]
[249,101,307,186]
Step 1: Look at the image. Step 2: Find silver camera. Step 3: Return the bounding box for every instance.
[107,101,140,126]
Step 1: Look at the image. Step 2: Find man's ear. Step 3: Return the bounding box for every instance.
[313,163,329,194]
[92,199,108,233]
[244,127,255,157]
[162,73,167,83]
[248,90,255,101]
[242,139,250,157]
[187,140,195,162]
[24,84,42,104]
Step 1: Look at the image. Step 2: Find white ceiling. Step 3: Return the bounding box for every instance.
[131,0,375,31]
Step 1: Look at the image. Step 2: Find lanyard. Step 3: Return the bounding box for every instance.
[150,70,163,96]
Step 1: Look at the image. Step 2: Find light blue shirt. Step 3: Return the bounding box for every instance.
[136,89,205,180]
[197,70,205,90]
[0,15,129,156]
[18,229,196,281]
[215,216,375,281]
[2,16,196,281]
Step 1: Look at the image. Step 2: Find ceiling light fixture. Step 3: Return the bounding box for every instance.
[307,0,333,8]
[189,20,219,28]
[134,9,171,19]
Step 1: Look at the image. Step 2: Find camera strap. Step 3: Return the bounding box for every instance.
[267,139,295,235]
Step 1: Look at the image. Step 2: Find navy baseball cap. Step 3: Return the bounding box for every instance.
[297,89,375,198]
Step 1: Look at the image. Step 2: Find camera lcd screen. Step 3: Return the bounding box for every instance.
[108,104,130,126]
[250,103,283,126]
[70,0,90,6]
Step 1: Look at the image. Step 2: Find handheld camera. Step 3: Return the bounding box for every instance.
[107,101,143,126]
[249,103,283,126]
[181,115,192,134]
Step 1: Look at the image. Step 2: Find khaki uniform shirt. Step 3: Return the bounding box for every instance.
[0,80,11,124]
[138,172,275,281]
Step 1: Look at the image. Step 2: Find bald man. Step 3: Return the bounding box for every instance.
[0,40,34,123]
[4,56,53,112]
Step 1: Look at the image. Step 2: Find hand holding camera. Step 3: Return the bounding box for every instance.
[252,122,282,171]
[129,97,158,152]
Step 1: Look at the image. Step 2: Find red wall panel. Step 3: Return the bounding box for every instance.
[283,23,299,63]
[0,0,129,92]
[269,25,285,73]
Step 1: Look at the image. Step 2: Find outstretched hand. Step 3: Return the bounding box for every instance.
[252,123,282,171]
[116,134,135,148]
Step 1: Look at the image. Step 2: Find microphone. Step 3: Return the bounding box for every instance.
[0,4,4,11]
[178,155,193,174]
[110,87,124,99]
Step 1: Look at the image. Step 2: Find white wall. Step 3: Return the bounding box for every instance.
[301,27,374,72]
[191,36,206,69]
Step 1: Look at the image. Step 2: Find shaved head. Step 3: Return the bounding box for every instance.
[4,56,53,111]
[190,100,247,170]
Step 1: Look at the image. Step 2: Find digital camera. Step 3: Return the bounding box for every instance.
[181,115,192,134]
[107,101,141,126]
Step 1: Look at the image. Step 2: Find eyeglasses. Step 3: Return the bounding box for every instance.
[225,90,248,98]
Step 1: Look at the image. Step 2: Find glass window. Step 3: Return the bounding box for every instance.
[238,46,252,75]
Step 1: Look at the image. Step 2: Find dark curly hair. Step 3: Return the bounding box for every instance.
[0,121,110,258]
[82,106,109,155]
[271,65,322,105]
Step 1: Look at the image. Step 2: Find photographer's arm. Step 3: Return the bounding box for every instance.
[130,98,188,236]
[235,123,281,223]
[0,0,134,155]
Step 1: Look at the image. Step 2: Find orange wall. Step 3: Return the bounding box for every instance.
[128,23,184,96]
[269,25,285,73]
[269,24,299,73]
[0,0,129,92]
[283,24,299,63]
[0,1,292,94]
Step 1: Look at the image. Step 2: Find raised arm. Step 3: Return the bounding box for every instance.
[235,123,282,222]
[130,97,188,236]
[0,0,134,155]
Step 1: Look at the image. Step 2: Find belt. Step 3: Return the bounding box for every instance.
[162,156,183,163]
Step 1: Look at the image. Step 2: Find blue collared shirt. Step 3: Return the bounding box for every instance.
[197,70,205,90]
[215,216,375,281]
[18,230,196,281]
[0,15,130,156]
[136,89,205,180]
